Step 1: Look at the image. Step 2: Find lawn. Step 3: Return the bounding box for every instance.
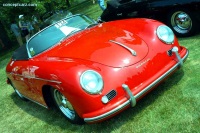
[0,1,200,133]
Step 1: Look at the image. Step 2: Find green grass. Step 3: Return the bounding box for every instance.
[0,1,200,133]
[69,0,105,20]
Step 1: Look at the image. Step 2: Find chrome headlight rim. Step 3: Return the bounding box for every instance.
[80,70,104,95]
[157,25,175,44]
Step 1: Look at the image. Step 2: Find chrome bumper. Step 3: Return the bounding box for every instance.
[84,49,189,123]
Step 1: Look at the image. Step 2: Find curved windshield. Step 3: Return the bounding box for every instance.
[27,14,97,57]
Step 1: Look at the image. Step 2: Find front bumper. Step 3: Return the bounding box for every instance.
[84,47,189,123]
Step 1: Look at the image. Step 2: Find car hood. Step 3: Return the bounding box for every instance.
[48,23,149,67]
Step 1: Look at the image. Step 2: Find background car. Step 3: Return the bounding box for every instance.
[100,0,200,37]
[6,14,188,124]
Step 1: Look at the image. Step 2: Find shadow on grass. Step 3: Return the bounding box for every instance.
[10,69,185,132]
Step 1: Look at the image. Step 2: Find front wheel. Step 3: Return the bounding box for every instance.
[167,9,198,37]
[51,88,84,124]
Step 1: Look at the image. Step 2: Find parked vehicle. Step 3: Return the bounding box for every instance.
[100,0,200,37]
[6,14,188,124]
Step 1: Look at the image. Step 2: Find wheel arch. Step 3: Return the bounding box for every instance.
[42,85,55,108]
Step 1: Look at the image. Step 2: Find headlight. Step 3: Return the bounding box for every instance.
[157,25,174,44]
[80,70,103,94]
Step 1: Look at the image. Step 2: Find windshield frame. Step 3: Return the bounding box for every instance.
[26,14,97,58]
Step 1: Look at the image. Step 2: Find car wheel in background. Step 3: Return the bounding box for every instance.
[167,9,198,37]
[51,88,84,124]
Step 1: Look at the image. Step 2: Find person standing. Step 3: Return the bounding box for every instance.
[98,0,106,11]
[10,20,23,46]
[27,21,34,37]
[32,15,41,32]
[19,15,30,43]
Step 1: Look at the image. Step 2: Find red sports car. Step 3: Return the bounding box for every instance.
[6,14,188,124]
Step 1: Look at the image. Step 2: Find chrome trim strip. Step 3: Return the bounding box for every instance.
[84,100,130,122]
[84,50,189,123]
[8,73,62,84]
[109,40,137,56]
[26,76,62,84]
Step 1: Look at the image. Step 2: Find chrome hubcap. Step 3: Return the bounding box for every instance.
[54,90,75,120]
[171,11,192,34]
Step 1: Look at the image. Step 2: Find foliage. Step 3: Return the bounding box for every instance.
[0,0,85,20]
[0,0,69,21]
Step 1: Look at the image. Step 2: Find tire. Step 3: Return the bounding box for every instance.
[10,81,27,101]
[51,88,84,124]
[167,9,198,37]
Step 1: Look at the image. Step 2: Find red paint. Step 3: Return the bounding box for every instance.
[6,18,188,123]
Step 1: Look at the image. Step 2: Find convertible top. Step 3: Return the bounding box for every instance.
[12,44,29,60]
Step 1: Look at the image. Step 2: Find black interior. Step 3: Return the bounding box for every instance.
[12,44,29,60]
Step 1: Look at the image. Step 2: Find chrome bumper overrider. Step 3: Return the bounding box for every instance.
[84,49,189,123]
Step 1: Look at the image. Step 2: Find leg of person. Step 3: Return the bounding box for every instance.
[16,35,23,46]
[25,33,30,43]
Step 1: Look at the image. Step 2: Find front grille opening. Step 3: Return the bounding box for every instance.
[167,49,173,56]
[106,90,117,100]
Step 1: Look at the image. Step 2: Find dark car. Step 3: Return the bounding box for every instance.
[100,0,200,37]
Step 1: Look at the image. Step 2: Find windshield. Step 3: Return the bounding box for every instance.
[27,14,96,57]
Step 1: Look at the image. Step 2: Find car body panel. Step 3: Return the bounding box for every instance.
[47,22,149,67]
[6,15,188,123]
